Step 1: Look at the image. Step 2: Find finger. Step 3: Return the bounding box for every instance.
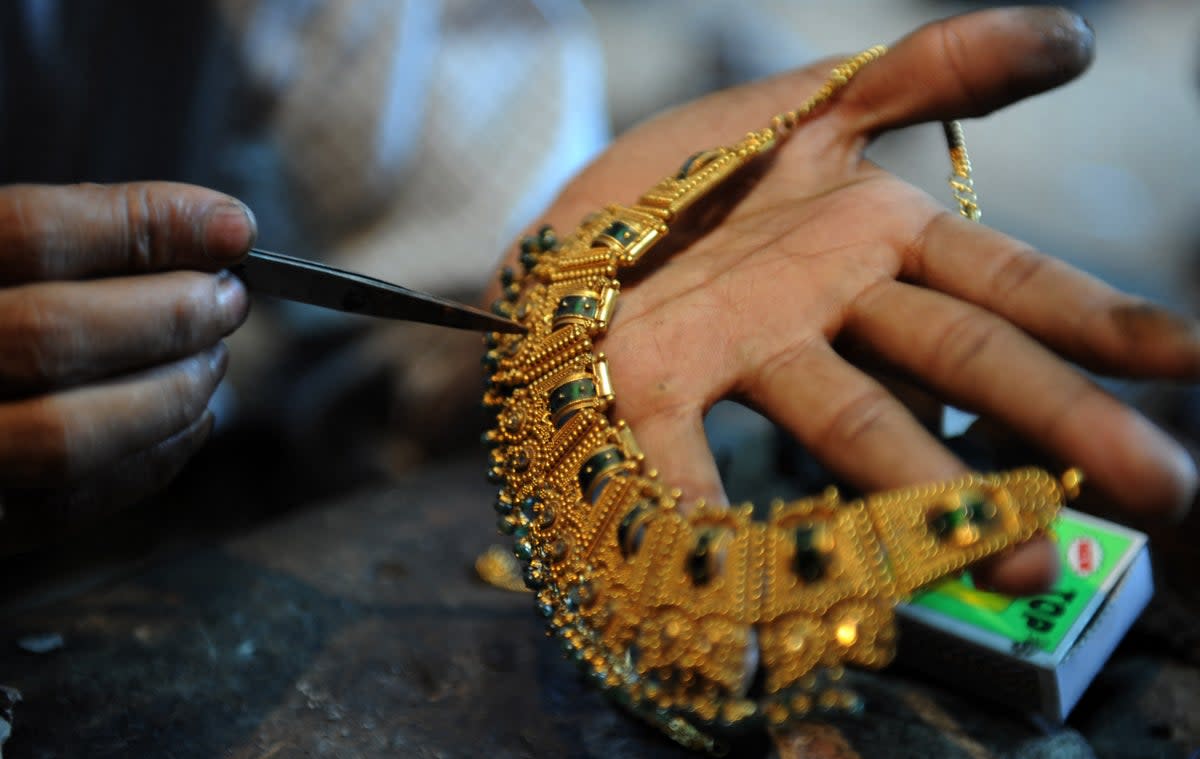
[0,182,257,284]
[0,344,228,485]
[0,271,249,394]
[745,337,1056,593]
[834,340,945,430]
[845,281,1197,520]
[905,212,1200,380]
[628,406,727,510]
[839,6,1094,135]
[0,410,214,556]
[605,303,735,508]
[746,336,965,491]
[972,535,1059,595]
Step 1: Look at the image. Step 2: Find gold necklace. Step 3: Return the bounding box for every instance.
[481,46,1079,753]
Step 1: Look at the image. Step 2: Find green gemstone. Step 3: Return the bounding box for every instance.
[549,377,597,424]
[537,600,555,618]
[579,447,625,501]
[555,295,599,321]
[794,525,830,582]
[494,497,515,516]
[534,506,555,530]
[520,496,539,521]
[497,517,516,536]
[549,539,568,564]
[514,539,533,562]
[538,225,559,250]
[519,250,538,272]
[676,151,706,179]
[931,507,968,538]
[524,564,545,590]
[500,266,515,286]
[687,530,717,586]
[963,493,995,524]
[602,220,637,246]
[520,236,540,255]
[617,500,653,558]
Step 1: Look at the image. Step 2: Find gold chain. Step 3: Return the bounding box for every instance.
[771,45,888,136]
[944,120,981,221]
[480,47,1077,753]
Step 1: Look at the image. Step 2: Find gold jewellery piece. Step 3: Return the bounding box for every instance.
[481,46,1078,753]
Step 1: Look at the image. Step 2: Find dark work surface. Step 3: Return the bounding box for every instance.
[0,450,1197,758]
[0,456,699,759]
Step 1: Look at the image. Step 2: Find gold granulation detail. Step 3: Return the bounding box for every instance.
[480,46,1071,751]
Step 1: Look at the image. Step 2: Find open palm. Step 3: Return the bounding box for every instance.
[499,7,1197,594]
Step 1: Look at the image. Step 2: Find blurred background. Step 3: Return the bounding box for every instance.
[583,0,1200,308]
[570,0,1200,490]
[2,4,1199,756]
[3,0,1197,515]
[202,0,1200,486]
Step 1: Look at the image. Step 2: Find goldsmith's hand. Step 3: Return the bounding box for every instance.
[503,8,1198,593]
[0,182,255,552]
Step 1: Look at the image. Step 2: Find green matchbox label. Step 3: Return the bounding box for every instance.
[908,513,1137,655]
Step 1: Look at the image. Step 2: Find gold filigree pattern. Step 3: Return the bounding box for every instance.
[481,47,1079,752]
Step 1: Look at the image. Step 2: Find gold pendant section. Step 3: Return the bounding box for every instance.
[484,195,1075,741]
[482,46,1076,750]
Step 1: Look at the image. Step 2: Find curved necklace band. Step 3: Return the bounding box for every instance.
[481,47,1079,753]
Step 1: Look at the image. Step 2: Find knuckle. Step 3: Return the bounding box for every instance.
[0,292,72,387]
[754,334,822,392]
[988,246,1047,304]
[0,186,60,281]
[164,279,213,355]
[18,400,74,481]
[117,184,165,270]
[937,22,984,114]
[930,312,1001,377]
[631,387,699,429]
[166,356,216,424]
[1100,301,1198,368]
[1034,379,1091,444]
[816,388,891,449]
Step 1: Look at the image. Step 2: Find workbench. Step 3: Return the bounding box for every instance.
[0,450,1195,758]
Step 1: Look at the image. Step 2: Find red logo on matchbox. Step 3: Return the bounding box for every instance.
[1067,537,1102,577]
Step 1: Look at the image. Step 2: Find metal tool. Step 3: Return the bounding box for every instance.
[230,248,525,334]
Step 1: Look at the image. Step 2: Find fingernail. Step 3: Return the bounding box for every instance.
[207,342,230,376]
[1029,7,1095,80]
[1164,442,1197,524]
[1133,412,1197,522]
[1080,14,1095,39]
[203,200,257,262]
[214,270,250,329]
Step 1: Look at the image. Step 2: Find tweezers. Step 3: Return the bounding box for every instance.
[230,248,525,334]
